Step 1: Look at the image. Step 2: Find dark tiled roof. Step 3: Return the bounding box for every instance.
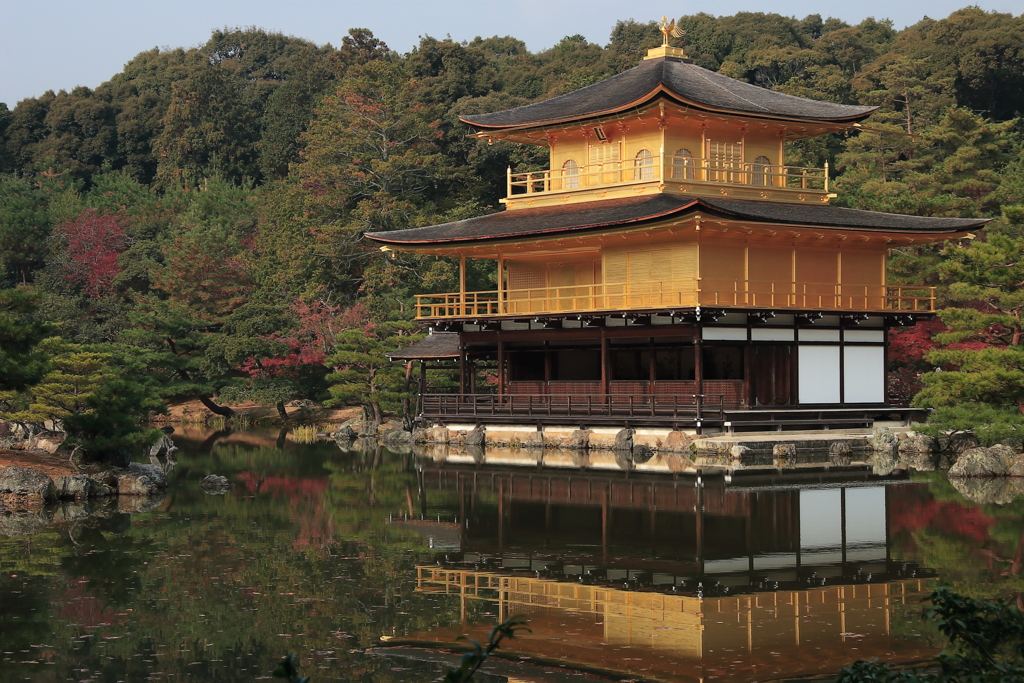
[386,333,460,359]
[461,57,876,129]
[365,196,988,247]
[700,198,990,232]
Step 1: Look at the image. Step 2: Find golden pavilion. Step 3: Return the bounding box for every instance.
[368,35,989,432]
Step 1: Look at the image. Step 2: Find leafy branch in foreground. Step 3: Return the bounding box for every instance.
[444,615,531,683]
[836,587,1024,682]
[272,653,309,683]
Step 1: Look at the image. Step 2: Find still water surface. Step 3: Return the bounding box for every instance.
[2,428,1024,683]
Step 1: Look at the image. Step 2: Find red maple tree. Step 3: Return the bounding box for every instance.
[53,209,130,297]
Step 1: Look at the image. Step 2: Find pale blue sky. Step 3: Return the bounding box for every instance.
[1,0,1020,107]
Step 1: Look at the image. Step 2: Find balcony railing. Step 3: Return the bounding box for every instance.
[507,155,829,198]
[422,392,727,423]
[414,279,935,319]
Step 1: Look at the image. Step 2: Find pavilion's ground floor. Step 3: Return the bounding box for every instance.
[409,309,927,431]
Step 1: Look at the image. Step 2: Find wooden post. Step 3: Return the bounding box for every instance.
[459,254,467,316]
[459,342,467,398]
[544,340,551,384]
[419,360,427,398]
[497,253,505,315]
[601,330,609,399]
[497,337,505,399]
[694,326,703,425]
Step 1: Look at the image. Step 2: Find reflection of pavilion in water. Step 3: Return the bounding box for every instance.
[396,467,937,682]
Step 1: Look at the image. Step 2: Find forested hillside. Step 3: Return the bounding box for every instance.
[1,8,1023,455]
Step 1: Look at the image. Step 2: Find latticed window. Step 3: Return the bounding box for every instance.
[634,149,654,180]
[752,155,771,186]
[562,159,580,189]
[672,148,694,180]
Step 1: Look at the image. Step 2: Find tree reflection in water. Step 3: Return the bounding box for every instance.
[1,431,1024,683]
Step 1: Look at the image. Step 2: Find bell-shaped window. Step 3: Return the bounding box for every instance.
[751,155,771,186]
[562,159,580,190]
[634,149,654,181]
[672,148,694,180]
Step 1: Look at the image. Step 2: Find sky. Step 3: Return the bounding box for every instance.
[1,0,1021,107]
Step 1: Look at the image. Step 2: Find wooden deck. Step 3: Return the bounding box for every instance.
[420,392,923,429]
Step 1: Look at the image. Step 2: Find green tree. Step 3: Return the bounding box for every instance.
[0,288,51,399]
[153,65,261,188]
[913,213,1024,445]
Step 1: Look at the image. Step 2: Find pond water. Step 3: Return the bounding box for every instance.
[2,428,1024,683]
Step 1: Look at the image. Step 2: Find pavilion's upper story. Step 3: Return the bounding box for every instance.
[459,46,878,208]
[365,42,990,323]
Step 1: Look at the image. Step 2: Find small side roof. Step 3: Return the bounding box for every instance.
[460,57,877,130]
[365,196,990,248]
[386,332,460,360]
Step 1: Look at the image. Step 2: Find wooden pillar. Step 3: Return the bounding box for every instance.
[695,325,704,426]
[648,337,657,392]
[497,253,505,314]
[418,360,427,416]
[459,341,467,397]
[469,359,477,394]
[459,254,467,316]
[497,337,505,398]
[543,340,551,383]
[601,330,609,397]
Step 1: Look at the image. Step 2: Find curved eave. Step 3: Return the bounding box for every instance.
[459,85,878,133]
[368,197,695,248]
[365,197,990,253]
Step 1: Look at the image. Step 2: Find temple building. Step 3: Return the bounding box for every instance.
[368,33,989,432]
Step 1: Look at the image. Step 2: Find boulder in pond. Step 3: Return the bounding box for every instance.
[871,426,899,456]
[200,474,234,491]
[898,433,938,455]
[115,470,163,496]
[773,443,797,458]
[128,462,167,489]
[612,429,634,452]
[149,432,178,459]
[567,430,592,450]
[947,445,1016,478]
[465,425,485,447]
[382,429,413,446]
[662,431,694,453]
[0,466,56,503]
[332,424,357,442]
[54,475,95,500]
[944,432,981,457]
[730,445,753,461]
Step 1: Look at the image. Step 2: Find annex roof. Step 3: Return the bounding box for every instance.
[460,57,877,130]
[386,332,460,360]
[365,196,990,248]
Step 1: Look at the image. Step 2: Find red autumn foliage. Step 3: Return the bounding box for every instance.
[888,487,995,544]
[54,209,130,297]
[240,299,370,378]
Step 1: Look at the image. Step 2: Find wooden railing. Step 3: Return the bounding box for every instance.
[507,155,828,197]
[421,392,727,423]
[414,280,935,319]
